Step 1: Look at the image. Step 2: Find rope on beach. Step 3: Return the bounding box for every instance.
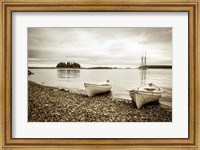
[135,91,154,102]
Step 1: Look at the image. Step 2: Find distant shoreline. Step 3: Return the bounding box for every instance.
[138,65,172,69]
[28,67,132,69]
[28,67,136,69]
[28,65,172,69]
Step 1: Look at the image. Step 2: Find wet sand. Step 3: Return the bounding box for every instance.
[28,81,172,122]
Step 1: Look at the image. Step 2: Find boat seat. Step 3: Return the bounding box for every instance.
[144,87,156,91]
[101,84,110,86]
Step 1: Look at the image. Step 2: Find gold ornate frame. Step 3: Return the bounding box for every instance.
[0,0,199,149]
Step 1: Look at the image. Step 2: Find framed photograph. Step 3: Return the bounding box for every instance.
[0,0,199,149]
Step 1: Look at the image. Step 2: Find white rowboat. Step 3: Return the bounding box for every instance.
[129,83,163,109]
[84,80,112,97]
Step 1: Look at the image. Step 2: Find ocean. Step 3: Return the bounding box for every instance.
[28,68,172,108]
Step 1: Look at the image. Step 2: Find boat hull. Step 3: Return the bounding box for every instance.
[84,83,112,97]
[129,85,163,108]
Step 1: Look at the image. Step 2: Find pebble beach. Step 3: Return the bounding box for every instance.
[28,81,172,122]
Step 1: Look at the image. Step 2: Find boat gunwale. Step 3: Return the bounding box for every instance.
[84,83,112,87]
[129,89,163,94]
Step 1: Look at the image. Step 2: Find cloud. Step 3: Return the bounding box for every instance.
[28,27,172,67]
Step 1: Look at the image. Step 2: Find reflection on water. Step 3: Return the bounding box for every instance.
[57,69,80,79]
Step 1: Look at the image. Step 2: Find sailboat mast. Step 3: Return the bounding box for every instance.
[140,50,147,85]
[142,50,145,84]
[144,50,146,84]
[141,51,143,67]
[140,50,143,84]
[144,50,146,67]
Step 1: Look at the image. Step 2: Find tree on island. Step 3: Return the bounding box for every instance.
[56,62,81,68]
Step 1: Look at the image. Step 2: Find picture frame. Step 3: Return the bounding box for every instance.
[0,0,199,149]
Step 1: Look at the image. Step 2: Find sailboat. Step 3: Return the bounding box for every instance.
[129,50,163,109]
[138,51,148,70]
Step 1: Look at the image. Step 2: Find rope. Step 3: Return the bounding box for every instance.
[135,90,154,102]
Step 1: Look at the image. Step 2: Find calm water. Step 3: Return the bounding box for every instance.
[28,69,172,107]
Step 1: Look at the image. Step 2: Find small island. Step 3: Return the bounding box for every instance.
[56,62,81,68]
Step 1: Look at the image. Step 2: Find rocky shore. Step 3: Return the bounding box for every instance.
[28,70,33,75]
[28,81,172,122]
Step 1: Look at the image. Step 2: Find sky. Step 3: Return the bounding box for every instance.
[28,28,172,68]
